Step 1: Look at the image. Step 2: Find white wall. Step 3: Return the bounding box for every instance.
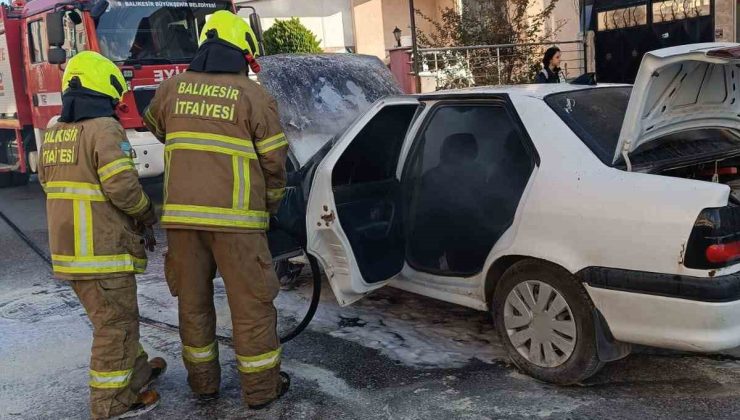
[239,0,355,52]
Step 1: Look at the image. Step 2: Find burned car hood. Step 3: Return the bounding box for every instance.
[615,43,740,164]
[258,54,402,167]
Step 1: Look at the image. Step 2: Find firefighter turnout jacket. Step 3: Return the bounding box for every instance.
[143,71,288,232]
[38,117,156,280]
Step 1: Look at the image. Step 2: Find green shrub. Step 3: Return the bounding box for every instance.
[263,18,322,55]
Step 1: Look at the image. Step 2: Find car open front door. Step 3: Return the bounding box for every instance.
[305,97,420,306]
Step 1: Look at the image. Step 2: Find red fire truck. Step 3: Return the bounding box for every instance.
[0,0,261,187]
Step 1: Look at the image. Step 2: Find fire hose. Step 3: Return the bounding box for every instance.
[0,209,321,344]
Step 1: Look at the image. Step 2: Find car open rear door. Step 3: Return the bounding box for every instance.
[305,97,420,306]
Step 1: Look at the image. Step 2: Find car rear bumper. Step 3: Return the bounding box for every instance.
[581,267,740,352]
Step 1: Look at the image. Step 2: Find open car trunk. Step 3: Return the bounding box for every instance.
[653,154,740,205]
[259,54,402,260]
[615,43,740,165]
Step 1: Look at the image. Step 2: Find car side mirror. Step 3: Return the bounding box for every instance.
[248,12,264,56]
[46,11,66,47]
[48,47,67,65]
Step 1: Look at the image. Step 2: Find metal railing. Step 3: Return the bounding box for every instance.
[416,40,586,91]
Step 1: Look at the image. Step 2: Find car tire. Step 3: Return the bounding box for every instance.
[11,168,29,186]
[275,259,304,289]
[493,259,603,385]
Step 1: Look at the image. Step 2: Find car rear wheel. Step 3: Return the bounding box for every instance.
[493,260,603,384]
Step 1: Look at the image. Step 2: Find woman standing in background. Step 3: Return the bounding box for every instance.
[535,46,566,83]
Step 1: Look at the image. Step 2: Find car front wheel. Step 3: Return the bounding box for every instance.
[493,260,603,384]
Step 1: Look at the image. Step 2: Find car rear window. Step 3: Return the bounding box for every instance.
[545,87,632,166]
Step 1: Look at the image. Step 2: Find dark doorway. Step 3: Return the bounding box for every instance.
[593,0,714,83]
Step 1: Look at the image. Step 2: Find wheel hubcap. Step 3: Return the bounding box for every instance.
[503,280,577,368]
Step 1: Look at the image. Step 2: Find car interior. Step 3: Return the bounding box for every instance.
[404,104,535,276]
[330,102,536,283]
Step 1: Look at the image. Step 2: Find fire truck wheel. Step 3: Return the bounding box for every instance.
[0,172,10,188]
[11,169,29,186]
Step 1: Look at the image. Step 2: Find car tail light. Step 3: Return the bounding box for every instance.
[685,207,740,269]
[706,242,740,263]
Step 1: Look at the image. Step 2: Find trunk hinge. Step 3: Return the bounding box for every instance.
[621,149,633,172]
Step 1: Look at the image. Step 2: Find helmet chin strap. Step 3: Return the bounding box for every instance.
[245,53,261,74]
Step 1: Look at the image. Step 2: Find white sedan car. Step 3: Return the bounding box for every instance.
[274,43,740,384]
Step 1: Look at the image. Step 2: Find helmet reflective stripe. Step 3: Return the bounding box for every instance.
[199,10,260,57]
[62,51,128,101]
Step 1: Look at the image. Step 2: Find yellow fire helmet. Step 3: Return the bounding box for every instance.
[62,51,128,101]
[199,10,259,56]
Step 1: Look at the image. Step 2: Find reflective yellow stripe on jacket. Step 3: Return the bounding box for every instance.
[52,254,147,274]
[163,131,275,230]
[165,131,257,159]
[236,347,281,374]
[161,204,269,230]
[255,133,288,155]
[73,200,94,256]
[143,108,163,138]
[45,180,147,276]
[125,192,150,216]
[45,181,107,201]
[97,157,136,182]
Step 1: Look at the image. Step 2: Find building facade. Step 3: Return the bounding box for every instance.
[242,0,461,59]
[351,0,460,60]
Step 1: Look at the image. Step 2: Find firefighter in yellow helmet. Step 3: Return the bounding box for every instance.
[38,51,166,419]
[143,10,289,408]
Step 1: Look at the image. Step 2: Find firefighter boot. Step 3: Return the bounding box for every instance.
[141,357,167,391]
[107,390,161,419]
[248,372,291,410]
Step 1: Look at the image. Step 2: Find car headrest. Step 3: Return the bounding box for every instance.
[441,133,478,164]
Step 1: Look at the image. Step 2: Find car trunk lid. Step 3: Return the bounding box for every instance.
[614,43,740,166]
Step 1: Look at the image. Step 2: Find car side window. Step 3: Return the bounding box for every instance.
[404,103,535,276]
[28,20,48,63]
[332,104,418,186]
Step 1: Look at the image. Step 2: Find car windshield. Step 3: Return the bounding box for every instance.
[95,0,231,64]
[545,87,632,166]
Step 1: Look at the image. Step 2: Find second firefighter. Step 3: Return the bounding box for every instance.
[143,10,290,409]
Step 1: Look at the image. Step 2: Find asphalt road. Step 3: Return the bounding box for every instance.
[4,179,740,419]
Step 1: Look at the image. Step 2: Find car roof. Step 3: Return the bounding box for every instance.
[415,83,632,100]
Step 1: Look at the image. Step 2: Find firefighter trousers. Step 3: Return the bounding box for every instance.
[165,229,282,406]
[70,276,152,419]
